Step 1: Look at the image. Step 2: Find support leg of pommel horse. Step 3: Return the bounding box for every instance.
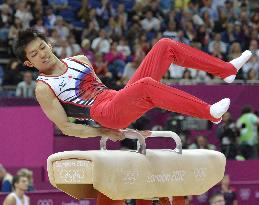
[96,192,185,205]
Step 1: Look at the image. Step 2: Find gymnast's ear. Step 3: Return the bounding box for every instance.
[24,60,34,68]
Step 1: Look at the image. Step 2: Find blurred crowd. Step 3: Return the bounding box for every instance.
[0,0,259,97]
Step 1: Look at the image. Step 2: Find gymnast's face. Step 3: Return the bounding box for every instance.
[24,37,56,72]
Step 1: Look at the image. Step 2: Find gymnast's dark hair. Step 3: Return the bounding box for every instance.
[14,29,48,62]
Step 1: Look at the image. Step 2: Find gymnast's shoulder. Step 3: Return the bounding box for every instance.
[35,81,55,99]
[70,55,92,67]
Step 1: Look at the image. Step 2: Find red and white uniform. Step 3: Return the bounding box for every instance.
[38,38,237,129]
[36,57,107,120]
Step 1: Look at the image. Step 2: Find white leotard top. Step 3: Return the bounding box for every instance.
[36,57,107,119]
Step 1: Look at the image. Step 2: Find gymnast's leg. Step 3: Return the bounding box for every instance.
[91,76,228,129]
[91,38,250,128]
[127,38,251,85]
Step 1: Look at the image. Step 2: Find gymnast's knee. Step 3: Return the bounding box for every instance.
[135,77,158,96]
[156,38,176,48]
[137,77,156,87]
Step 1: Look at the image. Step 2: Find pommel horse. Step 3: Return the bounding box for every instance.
[47,130,226,205]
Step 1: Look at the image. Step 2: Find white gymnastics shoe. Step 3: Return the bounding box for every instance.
[224,50,252,83]
[210,98,230,124]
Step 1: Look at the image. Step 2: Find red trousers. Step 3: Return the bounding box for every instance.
[90,38,236,129]
[96,192,185,205]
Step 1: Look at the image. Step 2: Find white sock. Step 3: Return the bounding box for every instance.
[224,50,252,83]
[210,98,230,120]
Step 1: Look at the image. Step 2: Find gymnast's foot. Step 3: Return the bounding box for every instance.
[210,98,230,124]
[224,50,252,83]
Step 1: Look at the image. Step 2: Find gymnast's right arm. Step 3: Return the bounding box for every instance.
[35,82,124,141]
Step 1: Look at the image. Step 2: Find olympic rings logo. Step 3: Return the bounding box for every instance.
[37,199,54,205]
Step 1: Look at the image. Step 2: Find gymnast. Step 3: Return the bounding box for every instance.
[15,29,245,205]
[14,29,251,142]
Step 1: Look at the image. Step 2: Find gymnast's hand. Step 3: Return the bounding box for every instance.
[122,128,152,139]
[139,130,152,138]
[100,128,125,142]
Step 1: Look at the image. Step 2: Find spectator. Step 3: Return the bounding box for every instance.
[15,1,33,29]
[48,0,68,10]
[160,0,172,14]
[3,59,23,86]
[81,39,95,63]
[68,35,81,56]
[54,39,73,58]
[219,175,238,205]
[91,29,111,54]
[249,39,259,57]
[228,42,242,61]
[179,70,194,85]
[216,112,238,159]
[209,33,227,54]
[44,7,57,29]
[211,41,225,60]
[104,42,125,64]
[17,168,34,191]
[236,105,259,159]
[209,192,225,205]
[104,41,125,78]
[48,29,60,46]
[81,20,99,42]
[15,71,36,98]
[53,16,70,40]
[0,4,12,42]
[122,60,138,84]
[116,3,127,30]
[8,17,23,47]
[188,135,216,150]
[92,53,108,77]
[140,10,161,32]
[105,16,123,38]
[33,18,47,34]
[246,68,258,81]
[117,38,131,58]
[32,0,44,19]
[0,164,13,193]
[163,21,178,39]
[242,55,259,80]
[96,0,116,27]
[3,175,30,205]
[221,23,236,45]
[78,0,91,23]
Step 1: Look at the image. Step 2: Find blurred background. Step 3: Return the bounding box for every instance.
[0,0,259,204]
